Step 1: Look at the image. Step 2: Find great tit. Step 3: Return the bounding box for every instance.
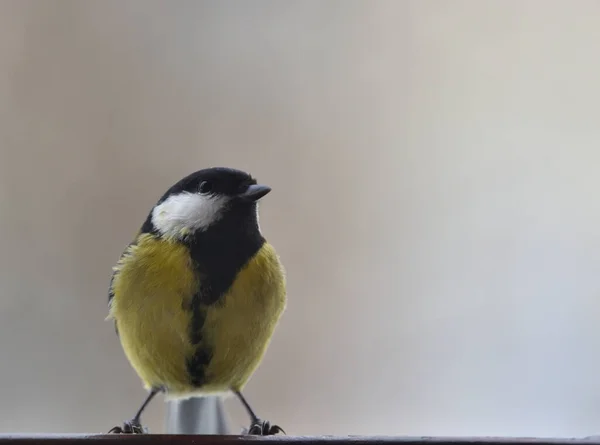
[106,167,287,435]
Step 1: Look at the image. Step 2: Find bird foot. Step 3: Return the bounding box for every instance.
[246,419,285,436]
[107,419,148,434]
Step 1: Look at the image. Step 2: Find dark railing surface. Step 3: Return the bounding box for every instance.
[0,436,599,445]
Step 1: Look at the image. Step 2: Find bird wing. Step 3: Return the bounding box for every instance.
[107,231,142,336]
[108,269,119,336]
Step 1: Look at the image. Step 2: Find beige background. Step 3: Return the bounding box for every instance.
[1,0,600,438]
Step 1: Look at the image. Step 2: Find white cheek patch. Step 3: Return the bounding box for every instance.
[151,192,229,238]
[255,202,262,234]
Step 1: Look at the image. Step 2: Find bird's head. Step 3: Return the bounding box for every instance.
[146,167,271,240]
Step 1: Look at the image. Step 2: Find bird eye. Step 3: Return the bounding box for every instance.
[198,181,213,194]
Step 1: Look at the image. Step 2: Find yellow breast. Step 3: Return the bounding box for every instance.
[108,234,198,392]
[108,234,286,397]
[201,242,287,394]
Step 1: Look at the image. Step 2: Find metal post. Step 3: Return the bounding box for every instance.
[165,396,230,434]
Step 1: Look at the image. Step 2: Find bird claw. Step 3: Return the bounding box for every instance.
[108,420,148,434]
[247,419,285,436]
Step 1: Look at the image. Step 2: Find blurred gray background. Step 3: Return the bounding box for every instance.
[1,0,600,438]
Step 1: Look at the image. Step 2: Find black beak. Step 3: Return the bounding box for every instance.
[239,184,271,202]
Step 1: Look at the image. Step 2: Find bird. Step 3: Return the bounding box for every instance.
[105,167,287,435]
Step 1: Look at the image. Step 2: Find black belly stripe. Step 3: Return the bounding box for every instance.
[139,205,266,388]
